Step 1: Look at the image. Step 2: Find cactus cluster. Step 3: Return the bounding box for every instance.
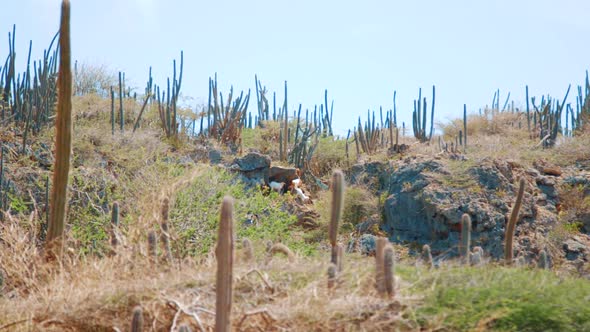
[1,25,59,153]
[412,86,436,142]
[153,51,184,138]
[204,73,250,151]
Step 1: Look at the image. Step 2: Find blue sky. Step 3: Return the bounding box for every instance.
[2,0,589,136]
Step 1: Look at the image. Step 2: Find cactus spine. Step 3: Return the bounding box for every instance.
[505,177,526,264]
[460,214,471,264]
[383,246,395,298]
[215,196,234,332]
[131,306,143,332]
[46,0,72,252]
[329,170,345,267]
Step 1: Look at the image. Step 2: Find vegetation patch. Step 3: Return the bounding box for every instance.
[169,166,316,258]
[413,266,590,331]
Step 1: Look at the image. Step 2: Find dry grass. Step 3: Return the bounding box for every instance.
[437,110,590,168]
[0,210,416,331]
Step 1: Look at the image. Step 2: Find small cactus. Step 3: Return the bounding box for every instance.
[516,256,526,267]
[422,244,434,268]
[460,214,471,264]
[110,202,120,248]
[538,250,549,270]
[383,246,395,297]
[242,238,254,262]
[329,170,345,265]
[269,243,295,262]
[160,197,170,222]
[160,197,173,262]
[505,177,526,264]
[470,251,482,266]
[327,263,337,289]
[215,196,234,332]
[131,306,143,332]
[375,237,388,293]
[178,324,192,332]
[471,246,484,266]
[111,201,120,226]
[147,231,157,263]
[336,243,344,272]
[160,220,173,263]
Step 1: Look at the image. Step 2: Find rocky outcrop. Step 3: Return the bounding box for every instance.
[379,158,569,261]
[229,152,272,187]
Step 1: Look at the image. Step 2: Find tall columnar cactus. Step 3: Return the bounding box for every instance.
[538,249,549,270]
[110,86,115,135]
[375,237,387,293]
[278,81,289,161]
[525,85,531,133]
[505,177,526,264]
[216,196,234,332]
[329,170,345,267]
[383,245,395,298]
[118,71,124,132]
[460,214,471,264]
[46,0,72,252]
[422,244,433,269]
[131,306,143,332]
